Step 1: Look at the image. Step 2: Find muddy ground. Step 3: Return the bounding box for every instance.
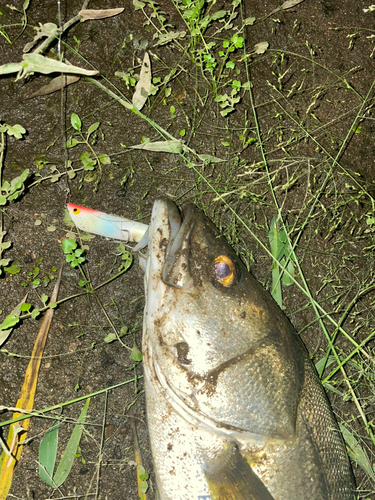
[0,0,375,499]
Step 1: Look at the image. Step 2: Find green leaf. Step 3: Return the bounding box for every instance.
[199,154,224,163]
[52,399,90,488]
[39,420,60,487]
[4,260,21,275]
[0,62,22,76]
[104,332,117,343]
[98,154,111,165]
[130,344,142,362]
[133,0,145,10]
[340,424,375,481]
[315,355,336,378]
[210,10,226,20]
[71,113,81,132]
[0,195,7,205]
[62,239,77,254]
[87,121,100,136]
[66,138,80,148]
[0,314,19,331]
[0,294,28,347]
[6,124,26,139]
[31,308,40,319]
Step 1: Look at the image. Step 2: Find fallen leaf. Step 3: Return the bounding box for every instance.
[79,8,124,21]
[27,75,80,98]
[254,41,269,54]
[130,140,183,153]
[132,53,151,111]
[271,0,305,13]
[1,54,99,81]
[23,23,58,53]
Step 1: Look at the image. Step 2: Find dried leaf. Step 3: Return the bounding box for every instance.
[0,63,22,76]
[132,53,151,111]
[79,8,124,21]
[254,42,269,54]
[23,23,58,53]
[272,0,305,13]
[27,75,80,99]
[130,140,183,154]
[14,54,98,81]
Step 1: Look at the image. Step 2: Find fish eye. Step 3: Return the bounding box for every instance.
[214,255,236,287]
[72,207,80,215]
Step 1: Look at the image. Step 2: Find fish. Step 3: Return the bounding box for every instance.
[140,197,355,500]
[66,198,356,499]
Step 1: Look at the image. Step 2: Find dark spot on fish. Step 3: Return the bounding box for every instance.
[240,311,246,319]
[159,236,168,250]
[176,342,191,365]
[167,443,173,451]
[197,330,201,336]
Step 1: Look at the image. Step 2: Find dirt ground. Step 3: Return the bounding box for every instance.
[0,0,375,499]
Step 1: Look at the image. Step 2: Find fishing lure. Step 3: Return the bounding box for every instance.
[67,203,149,250]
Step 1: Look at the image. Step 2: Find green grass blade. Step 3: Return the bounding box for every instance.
[340,424,375,481]
[52,398,90,488]
[38,420,59,486]
[269,216,283,307]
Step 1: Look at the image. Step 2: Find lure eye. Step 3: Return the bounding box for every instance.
[72,207,80,215]
[214,255,236,287]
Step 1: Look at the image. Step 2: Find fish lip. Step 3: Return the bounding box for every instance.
[148,197,196,289]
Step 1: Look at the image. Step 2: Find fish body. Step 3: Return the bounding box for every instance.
[141,197,355,500]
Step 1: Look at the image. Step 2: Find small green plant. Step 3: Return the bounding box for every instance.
[66,113,111,188]
[62,238,85,269]
[0,122,28,276]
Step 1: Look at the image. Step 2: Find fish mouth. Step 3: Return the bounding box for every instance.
[146,197,196,289]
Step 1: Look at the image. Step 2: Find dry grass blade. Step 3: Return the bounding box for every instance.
[0,268,62,500]
[79,8,124,21]
[130,419,148,500]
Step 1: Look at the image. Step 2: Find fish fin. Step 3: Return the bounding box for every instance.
[204,444,275,500]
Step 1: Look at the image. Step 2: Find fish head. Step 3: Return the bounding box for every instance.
[142,197,303,438]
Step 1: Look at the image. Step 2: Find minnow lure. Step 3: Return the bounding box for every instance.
[66,203,149,250]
